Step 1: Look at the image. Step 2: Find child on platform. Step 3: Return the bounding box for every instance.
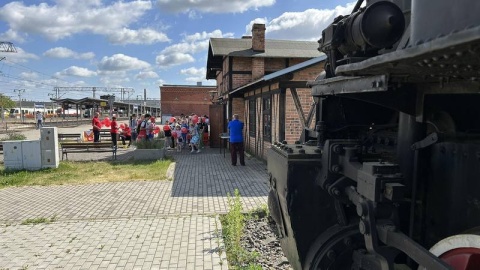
[173,125,183,152]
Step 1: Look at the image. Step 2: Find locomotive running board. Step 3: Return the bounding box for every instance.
[309,74,388,96]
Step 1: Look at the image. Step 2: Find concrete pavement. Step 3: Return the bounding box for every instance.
[0,125,270,269]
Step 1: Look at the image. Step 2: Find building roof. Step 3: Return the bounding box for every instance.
[206,38,322,79]
[209,38,321,58]
[230,55,326,97]
[51,97,156,109]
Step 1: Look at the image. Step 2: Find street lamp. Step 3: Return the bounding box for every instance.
[14,89,25,123]
[209,90,217,103]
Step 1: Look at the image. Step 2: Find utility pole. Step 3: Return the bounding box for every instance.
[0,42,17,62]
[14,89,25,123]
[136,95,143,114]
[48,93,56,120]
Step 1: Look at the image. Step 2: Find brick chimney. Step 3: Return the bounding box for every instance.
[251,23,266,52]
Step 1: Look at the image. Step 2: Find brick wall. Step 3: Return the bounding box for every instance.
[284,88,312,143]
[211,38,324,160]
[160,85,216,117]
[265,58,286,73]
[252,58,265,81]
[232,98,245,121]
[242,62,325,160]
[231,57,252,89]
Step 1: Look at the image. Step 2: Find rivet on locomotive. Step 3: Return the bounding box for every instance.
[267,0,480,269]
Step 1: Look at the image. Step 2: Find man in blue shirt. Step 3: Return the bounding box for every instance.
[228,114,245,166]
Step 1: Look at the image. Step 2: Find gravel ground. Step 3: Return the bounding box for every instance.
[241,216,293,270]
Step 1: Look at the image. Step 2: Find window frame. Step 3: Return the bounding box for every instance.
[262,95,272,142]
[248,98,256,137]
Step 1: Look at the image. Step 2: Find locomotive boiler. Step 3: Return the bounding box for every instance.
[267,0,480,269]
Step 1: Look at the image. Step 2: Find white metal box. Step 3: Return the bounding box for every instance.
[41,149,59,168]
[22,140,42,170]
[40,127,59,168]
[3,141,23,170]
[40,127,58,150]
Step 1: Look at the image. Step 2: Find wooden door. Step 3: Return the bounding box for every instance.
[209,104,225,148]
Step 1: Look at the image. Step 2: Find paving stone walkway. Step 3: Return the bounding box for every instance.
[0,125,270,269]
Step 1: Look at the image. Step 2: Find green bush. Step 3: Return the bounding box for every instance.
[221,189,261,269]
[135,138,165,149]
[0,132,26,141]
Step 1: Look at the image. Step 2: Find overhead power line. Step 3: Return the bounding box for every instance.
[53,87,135,100]
[0,42,16,53]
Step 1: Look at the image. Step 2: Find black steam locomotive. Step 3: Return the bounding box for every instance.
[267,0,480,269]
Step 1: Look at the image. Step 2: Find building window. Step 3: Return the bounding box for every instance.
[263,95,271,141]
[249,99,256,137]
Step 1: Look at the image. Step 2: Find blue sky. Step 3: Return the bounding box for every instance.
[0,0,355,102]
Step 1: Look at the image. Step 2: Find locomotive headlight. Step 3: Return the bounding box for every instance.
[339,1,406,54]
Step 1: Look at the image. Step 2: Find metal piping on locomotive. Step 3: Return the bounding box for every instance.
[267,0,480,269]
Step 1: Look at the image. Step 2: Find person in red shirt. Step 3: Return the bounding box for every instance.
[120,123,132,147]
[110,116,119,148]
[92,112,102,142]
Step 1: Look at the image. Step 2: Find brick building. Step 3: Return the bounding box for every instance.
[160,84,216,119]
[206,23,325,159]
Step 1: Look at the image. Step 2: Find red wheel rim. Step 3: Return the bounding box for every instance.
[440,247,480,270]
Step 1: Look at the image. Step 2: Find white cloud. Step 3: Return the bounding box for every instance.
[156,0,275,14]
[0,0,169,45]
[156,53,195,67]
[187,10,202,19]
[180,67,208,83]
[99,76,131,86]
[55,66,97,77]
[108,28,170,45]
[19,71,39,80]
[0,47,38,63]
[180,67,205,77]
[136,71,159,80]
[0,29,25,43]
[156,79,166,86]
[246,3,356,41]
[98,54,151,72]
[44,47,95,60]
[155,29,232,67]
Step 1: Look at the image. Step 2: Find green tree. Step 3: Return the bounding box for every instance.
[0,94,15,120]
[0,94,15,109]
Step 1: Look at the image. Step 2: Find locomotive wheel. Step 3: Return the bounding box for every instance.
[303,224,364,270]
[419,233,480,270]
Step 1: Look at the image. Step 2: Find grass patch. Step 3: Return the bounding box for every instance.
[0,132,26,141]
[0,159,173,189]
[21,216,57,225]
[220,189,262,270]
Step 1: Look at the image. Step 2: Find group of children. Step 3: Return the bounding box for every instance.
[162,114,209,153]
[106,113,208,152]
[107,113,160,147]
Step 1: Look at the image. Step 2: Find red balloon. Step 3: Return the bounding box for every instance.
[104,122,111,128]
[192,115,199,124]
[119,123,125,129]
[181,127,187,133]
[172,132,178,138]
[169,117,176,123]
